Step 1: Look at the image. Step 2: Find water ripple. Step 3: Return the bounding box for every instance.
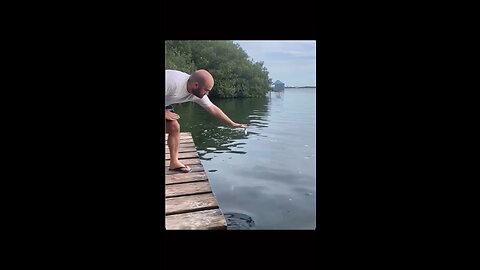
[224,212,255,229]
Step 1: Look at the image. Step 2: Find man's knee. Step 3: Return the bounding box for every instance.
[166,120,180,134]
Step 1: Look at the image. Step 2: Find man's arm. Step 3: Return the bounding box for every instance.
[205,105,247,128]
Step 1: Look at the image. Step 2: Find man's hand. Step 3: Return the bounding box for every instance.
[231,123,247,129]
[165,110,180,121]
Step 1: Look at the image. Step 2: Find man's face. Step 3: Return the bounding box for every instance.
[192,82,212,98]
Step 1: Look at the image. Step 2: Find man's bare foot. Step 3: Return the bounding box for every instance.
[169,166,192,173]
[168,162,192,173]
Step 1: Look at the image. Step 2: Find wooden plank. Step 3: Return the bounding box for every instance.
[166,132,191,138]
[165,132,192,139]
[165,164,204,175]
[165,138,194,144]
[165,134,193,140]
[165,146,197,154]
[164,132,226,229]
[166,209,227,230]
[165,158,202,167]
[166,193,219,215]
[166,171,208,185]
[165,151,198,160]
[166,181,212,198]
[165,142,195,148]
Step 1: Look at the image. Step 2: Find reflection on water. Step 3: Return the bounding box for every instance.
[174,88,316,229]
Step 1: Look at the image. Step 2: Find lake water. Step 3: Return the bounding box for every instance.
[172,88,316,229]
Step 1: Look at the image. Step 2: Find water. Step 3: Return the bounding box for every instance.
[172,88,316,229]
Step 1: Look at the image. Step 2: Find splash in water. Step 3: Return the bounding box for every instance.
[224,212,255,230]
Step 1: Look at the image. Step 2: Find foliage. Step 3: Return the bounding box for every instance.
[165,40,272,98]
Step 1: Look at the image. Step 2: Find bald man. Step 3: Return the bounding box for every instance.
[165,69,247,173]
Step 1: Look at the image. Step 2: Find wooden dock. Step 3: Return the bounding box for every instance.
[165,132,227,230]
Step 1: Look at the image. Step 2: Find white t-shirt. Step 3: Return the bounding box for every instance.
[165,70,214,109]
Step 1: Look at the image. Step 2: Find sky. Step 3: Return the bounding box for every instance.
[233,40,316,87]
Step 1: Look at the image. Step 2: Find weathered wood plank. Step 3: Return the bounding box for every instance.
[164,132,226,229]
[165,164,204,175]
[166,171,208,185]
[165,132,191,137]
[165,151,199,160]
[166,209,227,230]
[165,158,202,167]
[165,146,197,154]
[166,181,212,198]
[165,142,195,148]
[165,138,194,144]
[165,134,193,140]
[166,193,219,215]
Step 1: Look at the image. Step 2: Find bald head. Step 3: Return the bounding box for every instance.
[190,69,214,89]
[188,69,214,98]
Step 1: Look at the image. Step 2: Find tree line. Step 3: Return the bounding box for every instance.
[165,40,272,99]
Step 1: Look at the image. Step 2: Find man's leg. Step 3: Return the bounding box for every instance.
[166,119,191,173]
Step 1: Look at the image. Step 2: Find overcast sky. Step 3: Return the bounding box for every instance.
[233,40,316,87]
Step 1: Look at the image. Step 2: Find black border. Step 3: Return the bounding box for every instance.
[163,3,321,264]
[28,1,462,264]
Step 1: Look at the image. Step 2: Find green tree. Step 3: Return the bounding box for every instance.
[165,40,271,98]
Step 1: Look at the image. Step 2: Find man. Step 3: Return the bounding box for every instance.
[165,69,247,173]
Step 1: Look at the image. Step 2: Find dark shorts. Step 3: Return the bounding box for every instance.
[166,104,174,112]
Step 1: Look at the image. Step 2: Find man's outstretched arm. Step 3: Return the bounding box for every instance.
[205,104,247,128]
